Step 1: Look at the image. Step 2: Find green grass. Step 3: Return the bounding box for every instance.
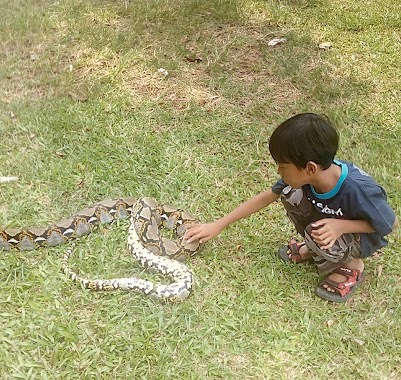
[1,0,400,378]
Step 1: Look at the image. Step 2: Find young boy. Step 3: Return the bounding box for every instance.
[184,113,398,302]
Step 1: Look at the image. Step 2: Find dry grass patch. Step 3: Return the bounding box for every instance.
[42,6,305,113]
[217,352,250,372]
[0,40,52,102]
[122,65,225,111]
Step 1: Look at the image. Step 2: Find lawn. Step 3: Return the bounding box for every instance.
[1,0,400,379]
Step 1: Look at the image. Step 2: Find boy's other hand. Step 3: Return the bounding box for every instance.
[184,222,223,244]
[311,218,344,250]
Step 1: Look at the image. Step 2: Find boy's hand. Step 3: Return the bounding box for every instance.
[184,222,223,244]
[311,219,344,250]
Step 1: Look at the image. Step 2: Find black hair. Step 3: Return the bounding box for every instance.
[268,113,339,170]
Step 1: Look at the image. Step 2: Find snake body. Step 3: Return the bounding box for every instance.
[1,197,201,301]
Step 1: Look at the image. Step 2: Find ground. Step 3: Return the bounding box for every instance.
[0,0,400,378]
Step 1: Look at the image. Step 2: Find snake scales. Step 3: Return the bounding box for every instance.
[0,197,202,302]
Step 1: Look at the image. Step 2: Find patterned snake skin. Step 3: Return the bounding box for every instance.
[1,197,202,302]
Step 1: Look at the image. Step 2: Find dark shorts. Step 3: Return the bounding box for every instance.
[280,186,361,275]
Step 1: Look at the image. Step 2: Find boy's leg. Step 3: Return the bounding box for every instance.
[303,224,362,275]
[280,186,322,236]
[303,224,364,300]
[279,186,321,261]
[280,186,362,268]
[279,187,364,300]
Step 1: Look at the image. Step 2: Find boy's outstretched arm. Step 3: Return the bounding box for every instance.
[185,189,280,243]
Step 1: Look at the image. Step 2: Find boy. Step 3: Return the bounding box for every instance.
[185,113,398,302]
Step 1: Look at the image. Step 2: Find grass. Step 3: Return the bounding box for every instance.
[1,0,400,378]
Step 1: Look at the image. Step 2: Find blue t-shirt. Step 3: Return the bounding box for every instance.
[271,160,396,258]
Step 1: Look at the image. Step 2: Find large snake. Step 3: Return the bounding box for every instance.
[0,197,202,302]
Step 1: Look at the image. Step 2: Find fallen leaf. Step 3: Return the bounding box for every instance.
[342,336,365,346]
[326,320,335,328]
[68,92,88,102]
[268,37,287,47]
[55,151,66,158]
[318,42,333,50]
[0,176,19,183]
[184,56,203,63]
[157,67,169,77]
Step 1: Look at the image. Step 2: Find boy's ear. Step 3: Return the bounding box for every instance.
[306,161,318,175]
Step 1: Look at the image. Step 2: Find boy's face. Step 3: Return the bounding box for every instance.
[277,162,310,189]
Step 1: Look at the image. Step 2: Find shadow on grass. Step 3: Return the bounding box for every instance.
[0,0,369,121]
[2,0,389,209]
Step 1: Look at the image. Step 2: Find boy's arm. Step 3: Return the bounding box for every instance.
[185,189,280,243]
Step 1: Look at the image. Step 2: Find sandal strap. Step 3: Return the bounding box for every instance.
[288,238,306,262]
[332,267,362,280]
[322,267,362,297]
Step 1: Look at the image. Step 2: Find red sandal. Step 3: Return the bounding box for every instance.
[316,267,365,303]
[278,238,311,264]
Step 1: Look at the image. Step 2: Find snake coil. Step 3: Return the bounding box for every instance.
[1,197,202,302]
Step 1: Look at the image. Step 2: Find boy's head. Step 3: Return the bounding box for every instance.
[269,113,339,170]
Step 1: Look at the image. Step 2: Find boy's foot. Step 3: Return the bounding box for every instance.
[278,238,313,263]
[316,266,365,302]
